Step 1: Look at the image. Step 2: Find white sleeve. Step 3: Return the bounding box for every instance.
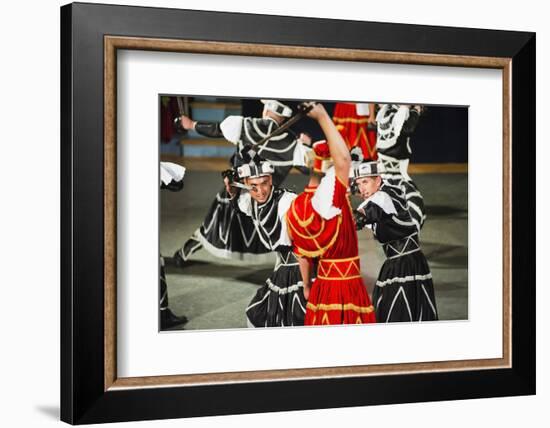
[391,106,410,138]
[277,192,298,246]
[311,167,342,220]
[357,191,397,215]
[355,103,370,116]
[375,104,387,123]
[237,191,252,217]
[292,140,311,167]
[219,115,244,144]
[160,162,186,186]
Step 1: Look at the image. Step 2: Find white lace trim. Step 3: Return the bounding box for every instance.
[376,273,432,287]
[267,279,304,295]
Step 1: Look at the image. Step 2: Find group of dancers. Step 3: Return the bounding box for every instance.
[160,99,438,329]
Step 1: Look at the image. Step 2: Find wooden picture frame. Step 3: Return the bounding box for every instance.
[61,2,535,424]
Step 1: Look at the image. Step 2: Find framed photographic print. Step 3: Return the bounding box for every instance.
[60,2,535,424]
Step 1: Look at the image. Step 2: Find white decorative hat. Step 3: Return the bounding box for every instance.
[350,161,385,179]
[260,99,292,118]
[237,161,275,179]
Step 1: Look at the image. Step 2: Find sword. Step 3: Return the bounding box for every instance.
[221,169,252,191]
[230,182,252,191]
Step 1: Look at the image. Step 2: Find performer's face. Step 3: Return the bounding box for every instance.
[245,175,273,203]
[356,176,382,199]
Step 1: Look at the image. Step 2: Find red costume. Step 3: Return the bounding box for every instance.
[332,102,377,160]
[286,147,376,325]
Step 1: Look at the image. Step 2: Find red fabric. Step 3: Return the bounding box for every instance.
[312,140,330,158]
[304,274,375,325]
[287,178,376,325]
[286,187,341,258]
[312,140,330,173]
[332,102,378,161]
[160,97,181,143]
[317,257,361,280]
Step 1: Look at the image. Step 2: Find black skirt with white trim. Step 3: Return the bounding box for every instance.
[372,236,438,323]
[196,187,272,260]
[245,250,307,327]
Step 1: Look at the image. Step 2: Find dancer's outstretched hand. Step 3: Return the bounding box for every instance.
[305,102,328,121]
[178,114,195,130]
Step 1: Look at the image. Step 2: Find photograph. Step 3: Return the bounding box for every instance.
[56,2,536,423]
[159,96,468,331]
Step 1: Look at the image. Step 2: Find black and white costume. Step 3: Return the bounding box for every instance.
[176,101,310,262]
[354,174,437,322]
[376,104,426,231]
[192,101,309,186]
[181,188,273,261]
[160,162,188,328]
[237,186,307,327]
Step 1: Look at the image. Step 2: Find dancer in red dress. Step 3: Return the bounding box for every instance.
[286,103,376,325]
[332,102,377,161]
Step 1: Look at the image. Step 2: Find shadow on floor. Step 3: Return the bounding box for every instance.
[422,241,468,269]
[236,268,277,285]
[166,258,271,281]
[425,204,468,218]
[35,405,59,420]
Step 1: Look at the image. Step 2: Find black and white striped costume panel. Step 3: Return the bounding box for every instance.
[246,249,306,327]
[196,115,307,187]
[179,187,273,262]
[376,104,426,231]
[231,116,305,186]
[240,188,307,327]
[356,186,438,322]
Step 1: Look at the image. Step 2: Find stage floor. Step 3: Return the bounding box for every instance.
[160,170,468,330]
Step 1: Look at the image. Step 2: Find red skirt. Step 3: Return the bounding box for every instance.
[332,103,377,161]
[305,257,376,325]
